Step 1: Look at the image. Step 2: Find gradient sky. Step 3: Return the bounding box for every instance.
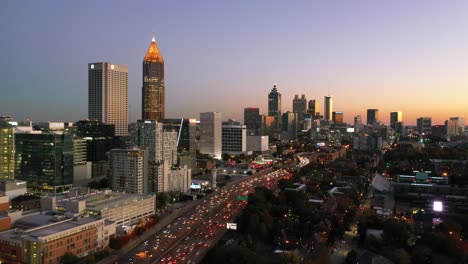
[2,0,468,125]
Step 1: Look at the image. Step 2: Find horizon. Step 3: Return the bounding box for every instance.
[2,1,468,125]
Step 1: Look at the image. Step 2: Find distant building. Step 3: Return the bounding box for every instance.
[0,120,14,180]
[222,120,247,155]
[268,84,281,117]
[416,117,432,135]
[244,107,261,136]
[367,109,379,125]
[390,111,403,129]
[292,94,307,115]
[142,34,165,121]
[282,112,298,141]
[15,131,74,189]
[88,62,128,136]
[109,148,148,194]
[247,135,269,152]
[449,117,465,136]
[199,112,222,159]
[332,111,344,124]
[324,96,333,121]
[307,100,320,119]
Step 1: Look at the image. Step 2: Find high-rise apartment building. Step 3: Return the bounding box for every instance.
[293,94,307,115]
[332,112,344,124]
[367,109,379,125]
[142,35,165,121]
[88,62,128,136]
[244,107,261,136]
[308,100,320,118]
[222,120,247,155]
[109,148,148,194]
[199,112,222,159]
[390,111,403,129]
[324,96,333,121]
[0,119,14,180]
[416,117,432,134]
[268,84,281,117]
[449,117,465,135]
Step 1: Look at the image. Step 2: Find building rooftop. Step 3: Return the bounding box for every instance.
[27,216,100,239]
[59,191,154,212]
[144,34,164,63]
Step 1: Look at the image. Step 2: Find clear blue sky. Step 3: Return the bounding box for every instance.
[2,0,468,125]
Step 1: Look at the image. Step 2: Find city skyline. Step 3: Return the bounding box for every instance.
[2,1,468,125]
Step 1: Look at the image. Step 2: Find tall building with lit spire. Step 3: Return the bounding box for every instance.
[142,34,165,121]
[268,84,281,117]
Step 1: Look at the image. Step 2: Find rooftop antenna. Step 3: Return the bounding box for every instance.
[152,32,156,42]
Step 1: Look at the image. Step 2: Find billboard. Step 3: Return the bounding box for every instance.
[227,223,237,230]
[433,201,443,212]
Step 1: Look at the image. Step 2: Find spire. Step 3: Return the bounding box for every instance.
[144,33,164,63]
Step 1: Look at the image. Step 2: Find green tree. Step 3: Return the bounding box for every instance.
[280,251,301,264]
[60,252,80,264]
[156,192,170,208]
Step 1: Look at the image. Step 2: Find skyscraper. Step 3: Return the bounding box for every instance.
[88,62,128,136]
[390,111,403,129]
[308,100,320,118]
[268,84,281,117]
[292,94,307,115]
[142,34,165,121]
[366,109,379,125]
[109,148,148,194]
[222,119,247,155]
[244,107,261,136]
[199,112,222,159]
[324,96,332,121]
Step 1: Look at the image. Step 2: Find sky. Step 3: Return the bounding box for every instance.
[1,0,468,125]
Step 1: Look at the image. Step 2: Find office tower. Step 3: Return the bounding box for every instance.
[293,94,307,114]
[366,109,379,125]
[199,112,222,159]
[244,107,261,136]
[142,34,165,121]
[390,112,403,129]
[308,100,320,118]
[110,148,148,194]
[222,119,247,155]
[88,62,128,136]
[449,117,465,135]
[268,84,282,117]
[76,120,115,178]
[0,119,14,180]
[15,132,74,188]
[332,112,344,124]
[416,117,432,134]
[281,112,298,141]
[324,96,333,121]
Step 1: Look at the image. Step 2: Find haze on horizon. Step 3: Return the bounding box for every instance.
[1,0,468,126]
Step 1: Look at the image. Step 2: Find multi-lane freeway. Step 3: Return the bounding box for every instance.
[118,156,309,264]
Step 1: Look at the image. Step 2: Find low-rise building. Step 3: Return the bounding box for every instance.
[0,216,115,264]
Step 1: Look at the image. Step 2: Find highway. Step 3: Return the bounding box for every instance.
[117,156,309,264]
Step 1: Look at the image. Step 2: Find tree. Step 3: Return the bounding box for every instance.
[382,219,411,247]
[60,252,80,264]
[345,250,358,264]
[156,192,170,208]
[280,251,301,264]
[411,245,432,264]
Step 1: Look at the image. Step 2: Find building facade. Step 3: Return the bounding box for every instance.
[292,94,307,115]
[88,62,128,136]
[15,132,74,188]
[142,35,165,121]
[416,117,432,135]
[324,96,333,121]
[332,112,344,124]
[109,148,148,194]
[199,112,222,159]
[244,108,261,136]
[366,109,379,125]
[222,120,247,155]
[0,120,14,180]
[307,100,320,119]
